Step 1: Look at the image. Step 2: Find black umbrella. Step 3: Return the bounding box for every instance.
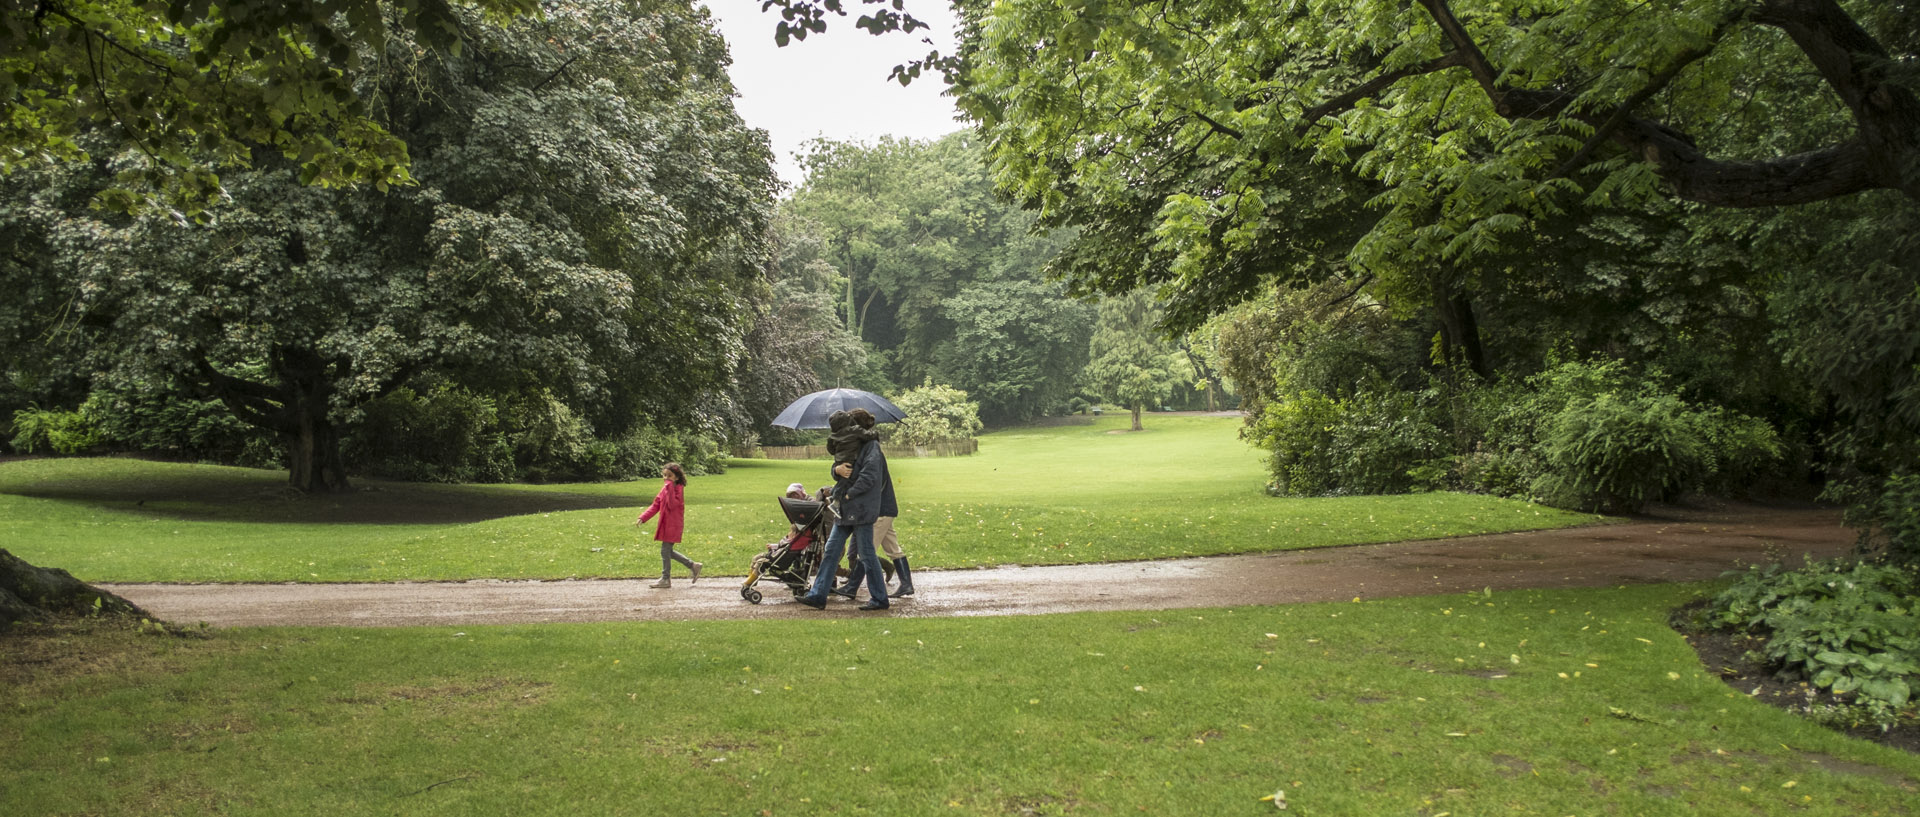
[771,389,905,430]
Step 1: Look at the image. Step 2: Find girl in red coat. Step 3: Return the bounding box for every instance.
[636,462,701,588]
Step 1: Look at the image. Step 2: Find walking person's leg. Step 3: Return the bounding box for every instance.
[876,517,914,598]
[801,523,851,608]
[855,524,888,610]
[650,541,676,588]
[666,544,702,584]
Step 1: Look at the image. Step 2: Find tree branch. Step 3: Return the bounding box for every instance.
[1296,52,1465,134]
[1191,110,1244,141]
[1412,0,1500,97]
[1551,45,1716,179]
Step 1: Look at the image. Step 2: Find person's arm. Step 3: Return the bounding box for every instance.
[845,440,881,498]
[636,487,664,524]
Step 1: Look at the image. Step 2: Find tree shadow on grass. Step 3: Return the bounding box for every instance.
[0,459,639,525]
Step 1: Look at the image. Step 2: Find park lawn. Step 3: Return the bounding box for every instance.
[0,415,1601,583]
[4,583,1916,816]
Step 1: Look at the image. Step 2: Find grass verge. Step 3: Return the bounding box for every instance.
[0,416,1599,583]
[3,584,1915,816]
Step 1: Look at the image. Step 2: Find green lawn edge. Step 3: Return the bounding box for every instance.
[0,416,1604,584]
[3,583,1913,816]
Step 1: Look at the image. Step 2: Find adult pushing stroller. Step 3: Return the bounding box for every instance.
[740,491,832,604]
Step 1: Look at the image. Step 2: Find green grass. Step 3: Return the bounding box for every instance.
[0,415,1600,583]
[5,584,1915,816]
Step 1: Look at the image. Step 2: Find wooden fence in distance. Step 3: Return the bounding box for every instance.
[740,438,979,460]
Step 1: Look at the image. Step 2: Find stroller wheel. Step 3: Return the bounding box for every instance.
[744,588,763,604]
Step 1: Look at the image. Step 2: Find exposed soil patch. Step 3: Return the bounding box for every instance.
[1672,599,1920,756]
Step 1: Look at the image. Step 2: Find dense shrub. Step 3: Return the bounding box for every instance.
[1708,560,1920,726]
[84,390,266,464]
[1252,384,1444,496]
[344,386,726,484]
[886,381,984,447]
[345,386,513,483]
[1453,360,1783,512]
[1533,393,1709,512]
[8,405,104,454]
[1859,473,1920,564]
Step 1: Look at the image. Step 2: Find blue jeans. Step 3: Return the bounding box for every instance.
[806,522,887,606]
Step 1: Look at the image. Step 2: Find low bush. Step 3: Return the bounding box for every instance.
[8,405,104,454]
[886,381,984,447]
[1708,559,1920,727]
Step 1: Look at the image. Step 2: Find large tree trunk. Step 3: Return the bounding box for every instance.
[0,550,150,629]
[1433,280,1491,378]
[192,347,356,493]
[287,410,351,493]
[1130,404,1144,431]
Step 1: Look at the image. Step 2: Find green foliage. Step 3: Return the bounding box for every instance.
[1710,560,1920,715]
[7,404,103,454]
[0,0,541,215]
[1083,290,1191,429]
[934,279,1095,423]
[81,389,266,465]
[782,134,1083,418]
[1,0,775,491]
[1534,393,1711,513]
[1251,385,1445,497]
[345,385,512,484]
[1857,474,1920,565]
[886,381,984,447]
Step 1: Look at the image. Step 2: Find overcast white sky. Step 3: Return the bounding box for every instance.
[697,1,967,189]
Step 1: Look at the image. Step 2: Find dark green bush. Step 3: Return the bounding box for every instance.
[1709,560,1920,720]
[1252,385,1442,496]
[8,404,104,454]
[1533,392,1709,512]
[85,390,265,463]
[1860,473,1920,564]
[345,386,512,483]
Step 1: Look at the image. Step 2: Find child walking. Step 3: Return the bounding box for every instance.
[636,462,701,589]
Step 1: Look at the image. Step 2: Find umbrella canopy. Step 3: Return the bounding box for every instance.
[771,388,905,430]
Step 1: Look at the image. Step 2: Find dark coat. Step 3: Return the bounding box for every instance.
[833,439,897,525]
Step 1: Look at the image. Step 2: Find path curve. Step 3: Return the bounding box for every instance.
[104,501,1856,628]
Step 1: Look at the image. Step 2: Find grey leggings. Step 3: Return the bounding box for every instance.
[660,542,695,578]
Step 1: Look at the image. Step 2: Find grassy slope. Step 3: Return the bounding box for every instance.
[0,416,1598,583]
[4,584,1915,816]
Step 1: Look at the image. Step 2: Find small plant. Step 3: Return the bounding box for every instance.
[1709,559,1920,714]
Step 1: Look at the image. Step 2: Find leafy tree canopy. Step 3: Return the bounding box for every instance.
[0,0,551,214]
[953,0,1920,326]
[1,0,775,491]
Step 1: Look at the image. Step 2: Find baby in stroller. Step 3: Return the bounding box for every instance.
[738,483,833,604]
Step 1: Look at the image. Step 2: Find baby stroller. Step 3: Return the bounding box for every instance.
[740,491,832,604]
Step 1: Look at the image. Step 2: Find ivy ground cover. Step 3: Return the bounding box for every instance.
[5,584,1916,815]
[0,415,1598,583]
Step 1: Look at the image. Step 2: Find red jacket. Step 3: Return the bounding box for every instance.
[638,481,685,543]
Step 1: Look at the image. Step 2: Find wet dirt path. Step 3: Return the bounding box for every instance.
[103,502,1856,628]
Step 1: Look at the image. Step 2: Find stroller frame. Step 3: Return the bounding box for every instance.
[739,494,831,604]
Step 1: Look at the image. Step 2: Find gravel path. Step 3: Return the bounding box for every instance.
[103,501,1855,628]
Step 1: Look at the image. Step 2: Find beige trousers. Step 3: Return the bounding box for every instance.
[872,516,904,560]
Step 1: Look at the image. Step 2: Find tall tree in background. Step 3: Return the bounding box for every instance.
[782,132,1088,423]
[0,0,775,491]
[1083,290,1190,432]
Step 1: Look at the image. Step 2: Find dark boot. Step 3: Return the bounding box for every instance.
[889,557,915,598]
[832,560,864,598]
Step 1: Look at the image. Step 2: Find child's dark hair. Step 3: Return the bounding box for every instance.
[662,462,687,486]
[850,407,876,429]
